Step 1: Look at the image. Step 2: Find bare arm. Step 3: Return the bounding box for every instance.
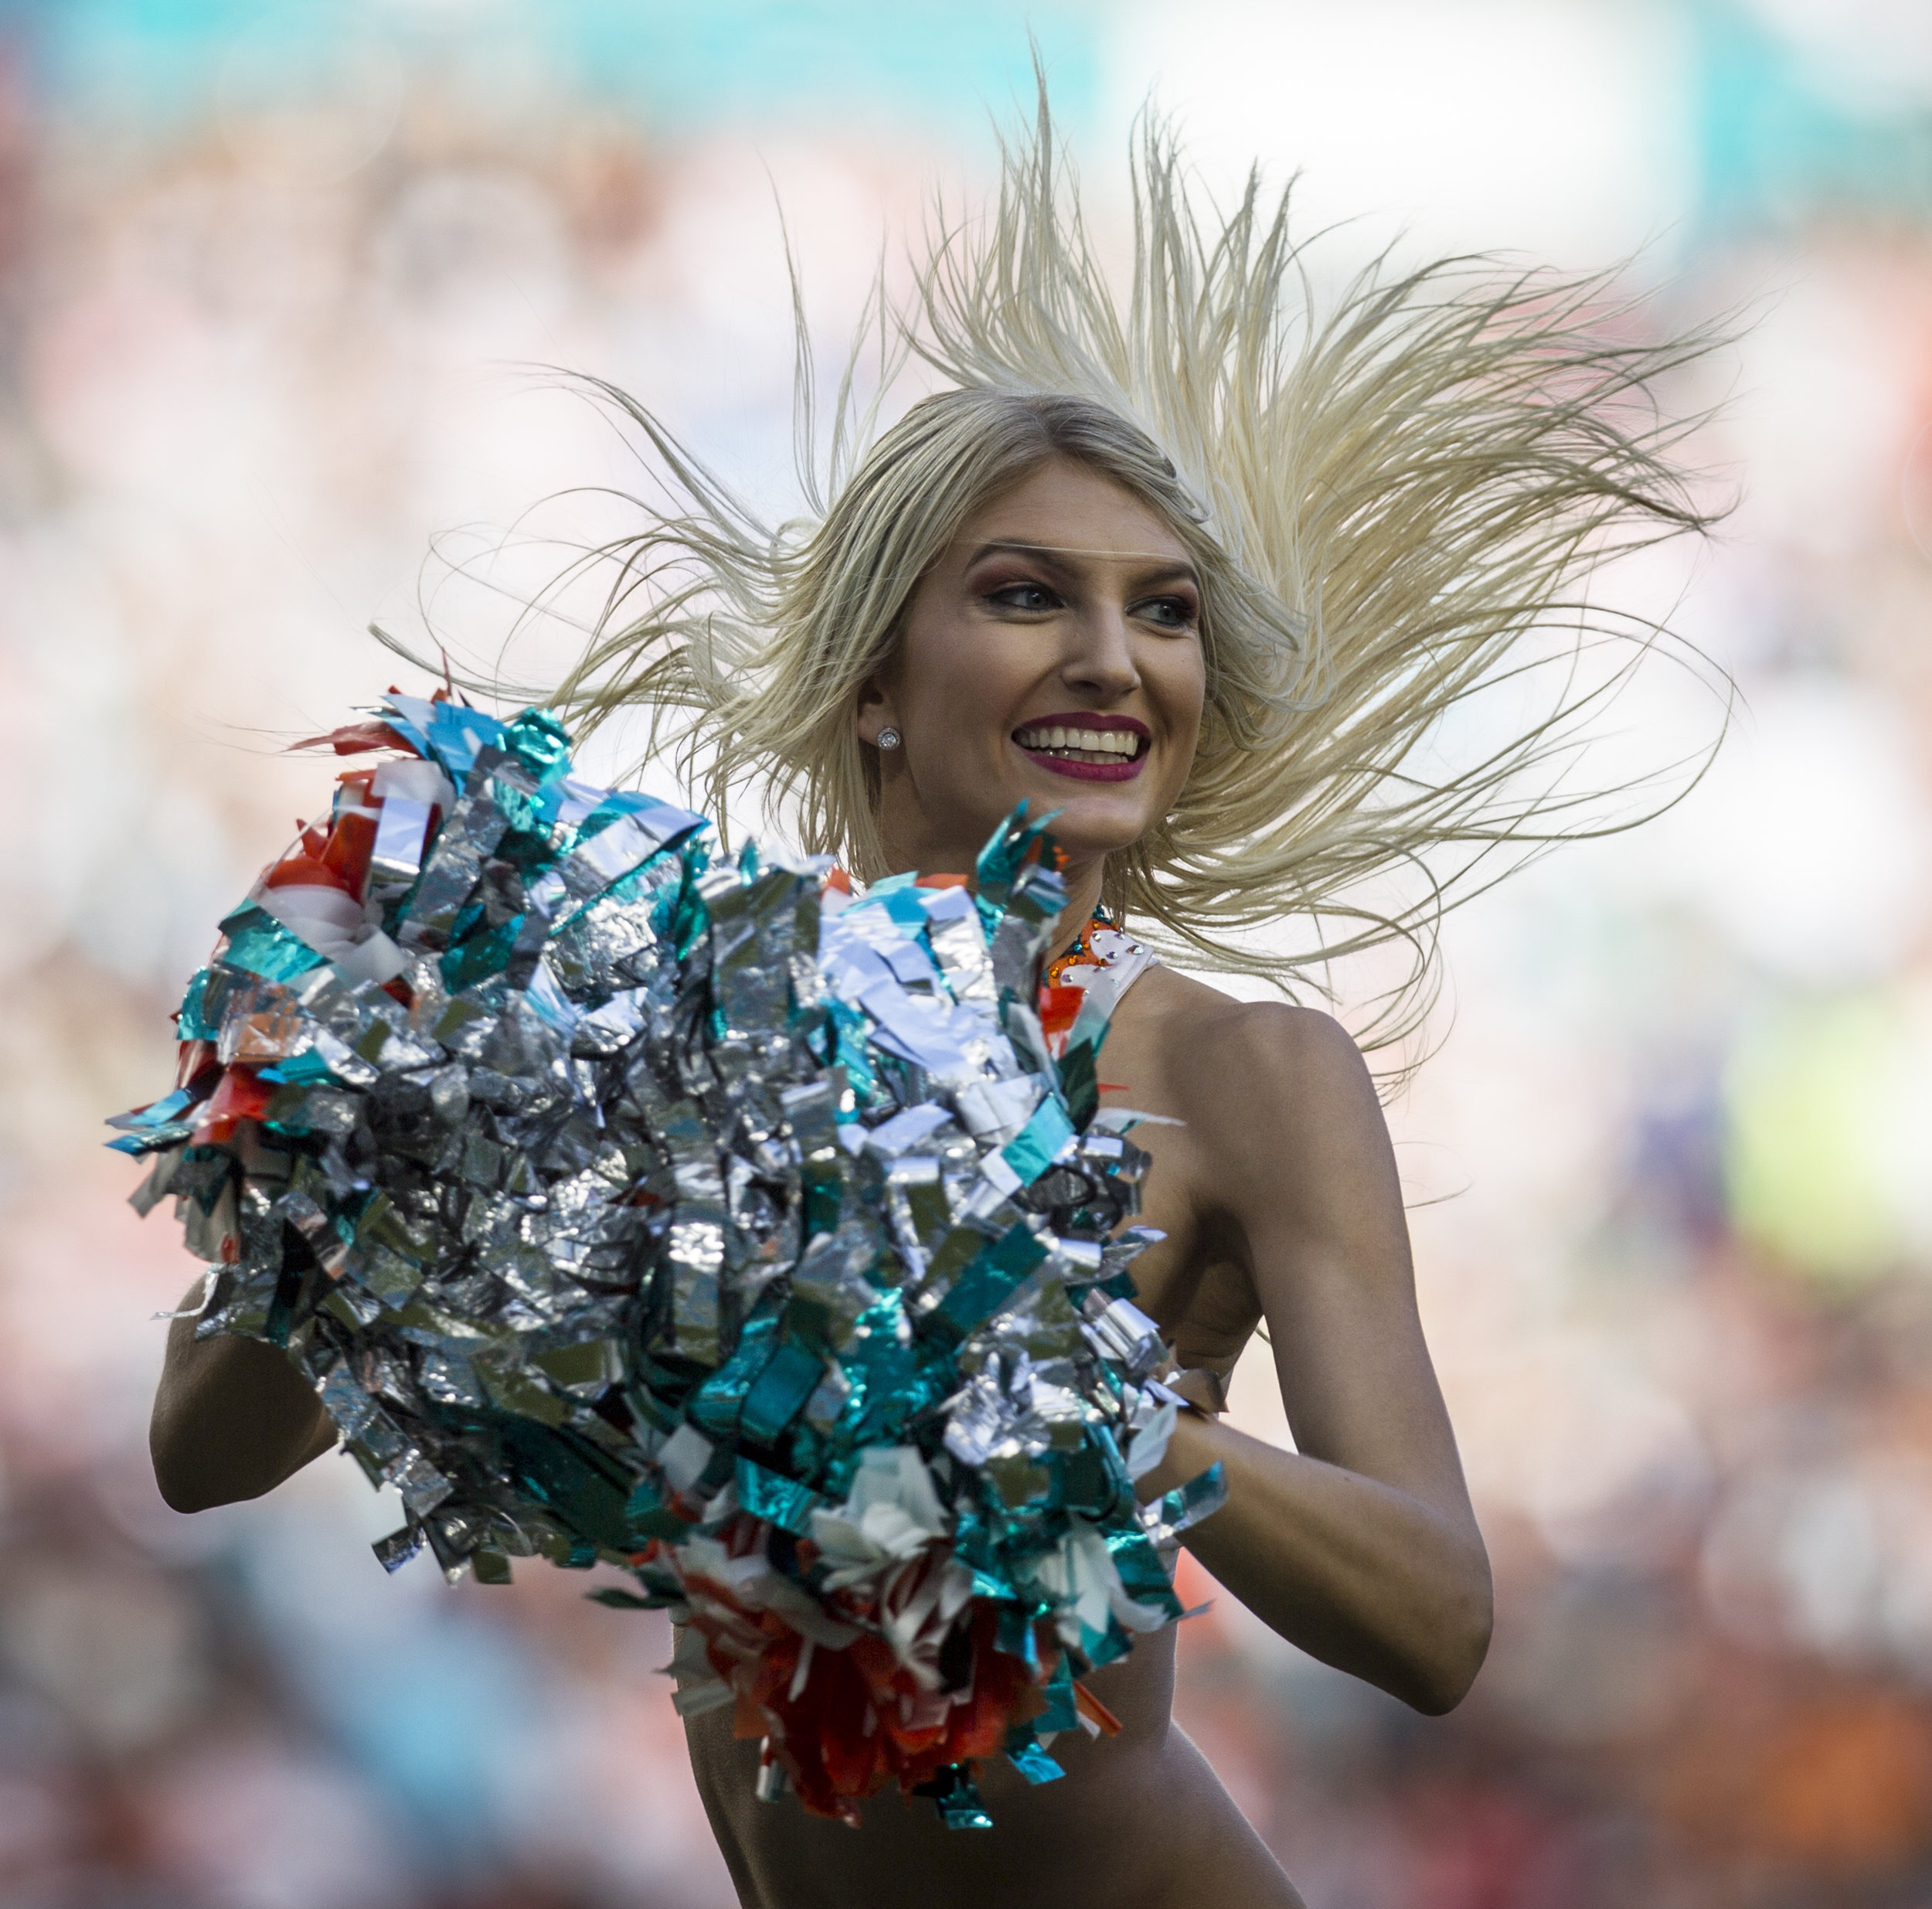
[1141,1006,1492,1715]
[150,1285,338,1512]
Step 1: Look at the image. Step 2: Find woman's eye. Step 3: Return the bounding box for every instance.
[1137,595,1197,631]
[988,582,1059,613]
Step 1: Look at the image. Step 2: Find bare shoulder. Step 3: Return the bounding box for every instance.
[1131,968,1375,1123]
[1119,970,1392,1233]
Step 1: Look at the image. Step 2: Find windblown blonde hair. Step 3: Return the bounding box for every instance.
[416,93,1726,1053]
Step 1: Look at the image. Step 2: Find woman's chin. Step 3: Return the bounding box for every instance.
[902,771,1161,874]
[1003,786,1155,861]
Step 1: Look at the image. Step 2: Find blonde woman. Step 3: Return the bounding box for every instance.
[151,99,1718,1909]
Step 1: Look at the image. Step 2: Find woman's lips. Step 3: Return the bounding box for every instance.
[1011,715,1150,783]
[1016,744,1148,781]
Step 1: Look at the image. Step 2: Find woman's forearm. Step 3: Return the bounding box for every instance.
[150,1293,338,1512]
[1145,1412,1492,1714]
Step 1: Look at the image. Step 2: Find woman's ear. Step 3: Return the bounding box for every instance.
[855,675,899,747]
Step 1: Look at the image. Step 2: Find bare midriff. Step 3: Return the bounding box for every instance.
[682,1630,1305,1909]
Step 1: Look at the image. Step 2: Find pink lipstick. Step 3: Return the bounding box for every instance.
[1012,712,1150,783]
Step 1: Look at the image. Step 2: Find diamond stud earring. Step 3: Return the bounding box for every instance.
[877,727,901,750]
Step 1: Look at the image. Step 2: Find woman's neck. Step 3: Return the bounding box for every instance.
[1044,856,1107,970]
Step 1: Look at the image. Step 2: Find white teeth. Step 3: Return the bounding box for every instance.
[1015,724,1142,757]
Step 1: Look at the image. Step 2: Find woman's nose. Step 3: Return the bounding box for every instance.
[1060,604,1141,699]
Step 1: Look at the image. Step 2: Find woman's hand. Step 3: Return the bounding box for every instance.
[1143,1005,1492,1716]
[150,1288,338,1512]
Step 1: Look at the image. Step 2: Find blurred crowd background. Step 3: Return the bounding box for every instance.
[1,1,1930,1904]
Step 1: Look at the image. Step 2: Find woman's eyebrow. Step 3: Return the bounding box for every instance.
[965,539,1200,587]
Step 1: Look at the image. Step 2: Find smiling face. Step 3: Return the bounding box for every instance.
[858,455,1207,888]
